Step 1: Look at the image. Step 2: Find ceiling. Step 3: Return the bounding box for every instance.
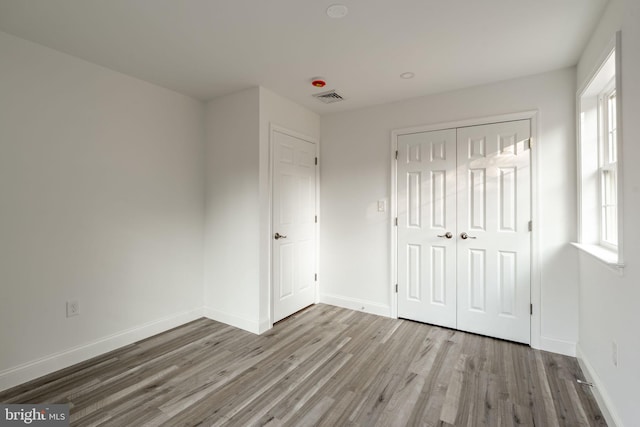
[0,0,607,114]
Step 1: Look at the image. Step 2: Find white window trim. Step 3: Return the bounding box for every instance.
[575,31,624,273]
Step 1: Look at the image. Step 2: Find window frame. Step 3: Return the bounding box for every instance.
[575,31,624,271]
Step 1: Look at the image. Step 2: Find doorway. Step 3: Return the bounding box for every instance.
[396,119,532,343]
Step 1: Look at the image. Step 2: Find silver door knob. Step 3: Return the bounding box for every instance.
[460,232,477,240]
[274,232,287,240]
[437,232,453,239]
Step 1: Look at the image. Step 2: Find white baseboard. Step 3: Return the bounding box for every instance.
[203,307,263,334]
[257,318,271,334]
[539,335,576,356]
[0,308,205,393]
[576,344,623,427]
[319,293,391,318]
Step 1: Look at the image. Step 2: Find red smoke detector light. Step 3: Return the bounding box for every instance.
[312,79,326,88]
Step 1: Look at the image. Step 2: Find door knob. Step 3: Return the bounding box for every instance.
[274,232,287,240]
[460,232,477,240]
[437,232,453,239]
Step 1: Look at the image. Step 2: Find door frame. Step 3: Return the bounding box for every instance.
[268,124,320,329]
[390,110,541,349]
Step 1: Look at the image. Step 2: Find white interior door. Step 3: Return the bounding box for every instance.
[272,130,317,323]
[397,129,457,328]
[397,120,531,344]
[456,120,531,343]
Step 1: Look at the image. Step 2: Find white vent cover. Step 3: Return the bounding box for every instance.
[312,90,345,104]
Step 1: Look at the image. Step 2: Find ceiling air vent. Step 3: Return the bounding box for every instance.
[312,90,345,104]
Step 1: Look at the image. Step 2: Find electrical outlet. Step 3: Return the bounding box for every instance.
[612,340,618,367]
[66,300,80,317]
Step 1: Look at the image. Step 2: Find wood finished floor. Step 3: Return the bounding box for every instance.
[0,304,605,426]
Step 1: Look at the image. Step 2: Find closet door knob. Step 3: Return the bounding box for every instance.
[437,232,453,239]
[460,232,477,240]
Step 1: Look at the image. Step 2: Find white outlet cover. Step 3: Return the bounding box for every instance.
[67,300,80,317]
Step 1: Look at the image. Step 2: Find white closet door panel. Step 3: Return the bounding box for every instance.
[456,120,531,344]
[397,129,457,328]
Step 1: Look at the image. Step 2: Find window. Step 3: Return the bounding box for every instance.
[576,32,623,268]
[599,84,617,249]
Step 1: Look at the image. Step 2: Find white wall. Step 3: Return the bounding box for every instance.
[575,0,640,425]
[204,86,319,333]
[0,33,320,391]
[0,32,205,390]
[320,67,579,354]
[203,88,261,332]
[576,0,624,88]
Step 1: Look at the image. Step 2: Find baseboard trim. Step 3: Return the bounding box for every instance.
[257,318,271,334]
[319,293,391,318]
[203,307,262,334]
[0,308,205,393]
[576,344,623,427]
[539,335,576,356]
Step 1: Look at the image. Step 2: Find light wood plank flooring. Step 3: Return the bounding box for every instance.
[0,304,606,426]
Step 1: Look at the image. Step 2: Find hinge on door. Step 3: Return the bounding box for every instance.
[315,157,318,166]
[395,150,398,160]
[530,304,533,315]
[315,215,318,223]
[395,217,398,226]
[528,139,533,149]
[528,220,532,231]
[315,273,318,282]
[395,284,398,293]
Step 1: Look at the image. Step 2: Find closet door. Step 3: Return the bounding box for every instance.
[397,129,457,328]
[456,120,531,343]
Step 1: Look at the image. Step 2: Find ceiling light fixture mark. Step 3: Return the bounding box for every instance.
[327,4,349,19]
[400,72,415,79]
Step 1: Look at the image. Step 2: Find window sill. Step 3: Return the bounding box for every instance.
[571,242,625,274]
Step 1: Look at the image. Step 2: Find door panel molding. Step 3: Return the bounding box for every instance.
[391,111,540,348]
